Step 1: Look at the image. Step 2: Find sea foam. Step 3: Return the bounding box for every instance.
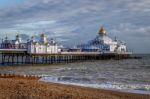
[40,76,150,95]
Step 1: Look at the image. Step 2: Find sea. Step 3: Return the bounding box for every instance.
[0,54,150,94]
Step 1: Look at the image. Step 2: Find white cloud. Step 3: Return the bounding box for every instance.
[15,20,57,29]
[126,0,150,12]
[111,23,150,38]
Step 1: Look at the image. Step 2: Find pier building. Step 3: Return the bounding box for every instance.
[77,27,127,52]
[1,34,26,49]
[0,26,132,65]
[27,33,62,54]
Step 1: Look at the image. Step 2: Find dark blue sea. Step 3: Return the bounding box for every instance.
[0,54,150,94]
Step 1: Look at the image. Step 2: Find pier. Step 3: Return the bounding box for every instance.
[0,49,131,65]
[0,27,134,65]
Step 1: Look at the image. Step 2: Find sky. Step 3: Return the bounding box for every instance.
[0,0,150,53]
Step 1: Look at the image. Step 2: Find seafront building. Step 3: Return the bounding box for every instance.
[1,33,62,54]
[0,27,131,65]
[0,27,127,54]
[27,33,61,54]
[1,34,26,49]
[77,27,127,52]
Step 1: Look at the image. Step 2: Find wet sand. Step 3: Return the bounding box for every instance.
[0,78,150,99]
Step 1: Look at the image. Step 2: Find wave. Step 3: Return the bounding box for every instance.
[40,75,150,94]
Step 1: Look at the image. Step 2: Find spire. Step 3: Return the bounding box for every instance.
[16,33,20,41]
[31,35,35,43]
[31,33,34,39]
[41,32,46,37]
[31,35,34,39]
[114,36,117,41]
[99,26,106,35]
[5,35,8,40]
[16,33,20,38]
[1,38,3,43]
[4,36,8,43]
[16,33,22,43]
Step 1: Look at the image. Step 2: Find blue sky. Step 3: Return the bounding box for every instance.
[0,0,22,6]
[0,0,150,53]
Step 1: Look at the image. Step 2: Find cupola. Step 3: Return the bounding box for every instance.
[99,26,106,36]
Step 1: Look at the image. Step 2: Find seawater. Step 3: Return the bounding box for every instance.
[0,54,150,94]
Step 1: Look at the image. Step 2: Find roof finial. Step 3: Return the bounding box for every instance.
[31,33,34,39]
[5,35,8,40]
[16,33,20,38]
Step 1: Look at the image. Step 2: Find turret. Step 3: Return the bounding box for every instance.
[5,36,8,41]
[50,38,56,45]
[30,35,35,43]
[16,33,22,43]
[4,36,9,43]
[40,32,47,44]
[98,26,106,36]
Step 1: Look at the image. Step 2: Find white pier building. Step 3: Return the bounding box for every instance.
[0,26,129,54]
[77,27,127,53]
[27,33,62,54]
[1,33,62,54]
[0,27,132,65]
[1,34,26,49]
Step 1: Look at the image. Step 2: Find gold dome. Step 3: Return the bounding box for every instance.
[99,26,106,35]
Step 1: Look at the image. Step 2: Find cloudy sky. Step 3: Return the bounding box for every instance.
[0,0,150,53]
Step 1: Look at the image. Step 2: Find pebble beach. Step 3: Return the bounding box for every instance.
[0,77,150,99]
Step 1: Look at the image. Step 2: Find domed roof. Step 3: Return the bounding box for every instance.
[99,26,106,35]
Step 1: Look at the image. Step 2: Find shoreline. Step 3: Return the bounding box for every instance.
[0,78,150,99]
[43,80,150,95]
[0,73,150,95]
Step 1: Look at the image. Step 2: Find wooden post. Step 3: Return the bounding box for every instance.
[1,53,4,64]
[21,55,24,64]
[11,54,13,65]
[8,54,10,64]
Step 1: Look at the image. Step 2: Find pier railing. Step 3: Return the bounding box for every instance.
[0,49,27,53]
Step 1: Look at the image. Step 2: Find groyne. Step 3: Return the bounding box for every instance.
[0,73,41,80]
